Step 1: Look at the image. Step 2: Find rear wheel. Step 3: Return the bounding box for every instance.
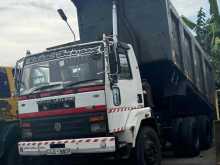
[135,126,161,165]
[198,116,213,150]
[171,118,184,156]
[181,117,200,157]
[172,117,200,157]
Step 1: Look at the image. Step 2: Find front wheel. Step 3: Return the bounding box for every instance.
[4,144,23,165]
[22,156,50,165]
[135,126,161,165]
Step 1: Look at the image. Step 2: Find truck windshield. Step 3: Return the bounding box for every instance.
[20,47,104,95]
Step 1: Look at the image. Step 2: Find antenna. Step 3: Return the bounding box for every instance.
[57,9,76,41]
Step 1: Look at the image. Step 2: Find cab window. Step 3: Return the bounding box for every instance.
[119,53,132,79]
[30,66,49,87]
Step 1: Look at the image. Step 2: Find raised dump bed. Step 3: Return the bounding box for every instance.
[72,0,215,110]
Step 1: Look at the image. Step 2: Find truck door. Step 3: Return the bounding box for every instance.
[106,46,144,133]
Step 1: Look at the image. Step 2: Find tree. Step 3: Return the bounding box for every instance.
[181,0,220,89]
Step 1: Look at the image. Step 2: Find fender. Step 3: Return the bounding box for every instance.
[118,107,153,147]
[0,120,20,158]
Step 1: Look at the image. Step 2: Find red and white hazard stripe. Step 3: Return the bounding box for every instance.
[18,137,115,147]
[18,137,116,156]
[107,106,144,114]
[112,127,125,133]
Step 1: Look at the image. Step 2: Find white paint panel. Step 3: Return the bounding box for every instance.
[18,90,105,114]
[75,90,105,107]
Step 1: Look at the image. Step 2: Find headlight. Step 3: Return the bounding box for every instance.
[22,129,32,139]
[90,122,106,133]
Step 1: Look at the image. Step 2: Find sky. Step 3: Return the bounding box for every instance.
[0,0,212,66]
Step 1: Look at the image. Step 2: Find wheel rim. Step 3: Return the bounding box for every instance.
[143,135,159,165]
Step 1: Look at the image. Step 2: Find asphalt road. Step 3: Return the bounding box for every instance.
[21,147,216,165]
[70,147,216,165]
[162,148,216,165]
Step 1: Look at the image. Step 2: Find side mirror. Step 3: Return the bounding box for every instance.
[112,86,121,106]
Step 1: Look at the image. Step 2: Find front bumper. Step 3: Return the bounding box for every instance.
[18,137,116,156]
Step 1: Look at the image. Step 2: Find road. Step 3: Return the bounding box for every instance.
[25,147,217,165]
[162,148,216,165]
[69,148,216,165]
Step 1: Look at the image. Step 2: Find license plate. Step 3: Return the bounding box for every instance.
[47,148,71,155]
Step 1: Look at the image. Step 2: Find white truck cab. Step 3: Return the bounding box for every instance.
[16,1,161,164]
[16,37,160,165]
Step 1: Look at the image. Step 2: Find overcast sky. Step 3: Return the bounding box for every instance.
[0,0,212,66]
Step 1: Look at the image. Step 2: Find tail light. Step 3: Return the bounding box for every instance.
[89,116,105,123]
[90,116,106,133]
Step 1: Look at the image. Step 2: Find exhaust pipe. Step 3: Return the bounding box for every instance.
[112,0,120,76]
[112,0,118,46]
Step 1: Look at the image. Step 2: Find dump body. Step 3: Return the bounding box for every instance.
[72,0,215,109]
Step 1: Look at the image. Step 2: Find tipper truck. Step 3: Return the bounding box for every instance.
[16,0,216,165]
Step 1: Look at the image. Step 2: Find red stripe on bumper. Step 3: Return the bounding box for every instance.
[18,105,107,119]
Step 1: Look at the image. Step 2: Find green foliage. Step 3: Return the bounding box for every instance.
[212,37,220,87]
[197,8,206,26]
[196,8,210,51]
[182,1,220,88]
[209,0,219,18]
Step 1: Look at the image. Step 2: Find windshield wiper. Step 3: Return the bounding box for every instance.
[64,79,101,89]
[29,83,63,94]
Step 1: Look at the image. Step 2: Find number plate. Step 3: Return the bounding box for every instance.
[47,148,71,155]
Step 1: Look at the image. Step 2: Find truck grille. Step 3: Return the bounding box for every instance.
[37,97,75,112]
[21,111,108,141]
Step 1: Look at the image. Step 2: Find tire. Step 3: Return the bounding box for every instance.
[171,118,184,156]
[4,144,23,165]
[22,156,49,165]
[181,117,200,157]
[135,126,161,165]
[198,116,213,150]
